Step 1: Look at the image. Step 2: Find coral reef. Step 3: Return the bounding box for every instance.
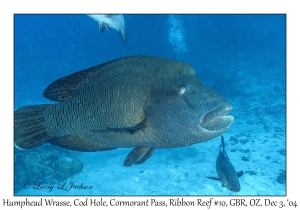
[277,149,286,156]
[53,158,83,180]
[14,144,83,193]
[242,156,250,161]
[276,170,286,184]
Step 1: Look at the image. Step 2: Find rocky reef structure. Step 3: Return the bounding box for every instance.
[14,145,83,193]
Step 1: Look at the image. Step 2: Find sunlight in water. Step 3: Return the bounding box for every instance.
[168,15,188,60]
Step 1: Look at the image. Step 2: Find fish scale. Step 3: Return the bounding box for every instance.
[14,55,234,166]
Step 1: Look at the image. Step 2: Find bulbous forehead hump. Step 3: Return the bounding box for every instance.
[156,59,196,82]
[163,60,195,75]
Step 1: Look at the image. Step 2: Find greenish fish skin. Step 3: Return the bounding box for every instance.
[14,56,234,166]
[206,136,243,192]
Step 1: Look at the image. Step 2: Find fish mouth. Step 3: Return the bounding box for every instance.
[230,188,241,192]
[199,103,234,132]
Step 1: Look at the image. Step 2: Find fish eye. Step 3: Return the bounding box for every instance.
[176,86,185,94]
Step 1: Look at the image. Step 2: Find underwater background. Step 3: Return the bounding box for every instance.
[14,14,286,195]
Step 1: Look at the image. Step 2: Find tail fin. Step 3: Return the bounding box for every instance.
[120,23,127,44]
[14,104,53,150]
[221,135,225,149]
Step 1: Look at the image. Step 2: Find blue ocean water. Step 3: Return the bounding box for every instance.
[14,14,286,195]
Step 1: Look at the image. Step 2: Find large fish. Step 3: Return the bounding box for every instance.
[14,56,234,166]
[206,135,243,192]
[87,14,127,44]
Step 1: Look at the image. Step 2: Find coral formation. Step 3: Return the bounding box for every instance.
[276,170,286,184]
[14,145,83,193]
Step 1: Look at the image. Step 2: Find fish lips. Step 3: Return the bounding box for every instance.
[228,182,241,192]
[230,187,241,192]
[199,103,234,132]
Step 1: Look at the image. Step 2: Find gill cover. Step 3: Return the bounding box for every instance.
[145,83,203,146]
[145,81,234,147]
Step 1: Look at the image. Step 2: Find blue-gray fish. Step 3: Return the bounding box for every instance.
[14,56,234,166]
[87,14,127,44]
[206,135,243,192]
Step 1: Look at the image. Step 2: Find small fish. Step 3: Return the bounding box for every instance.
[87,14,127,44]
[14,56,234,167]
[206,135,243,192]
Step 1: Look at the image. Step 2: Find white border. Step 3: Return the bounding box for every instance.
[1,0,299,209]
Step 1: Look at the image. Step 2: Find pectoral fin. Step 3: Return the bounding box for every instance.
[99,22,110,33]
[107,119,147,135]
[123,147,155,167]
[237,170,244,178]
[135,148,154,165]
[205,176,221,181]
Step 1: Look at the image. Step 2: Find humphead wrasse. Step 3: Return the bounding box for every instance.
[14,56,234,166]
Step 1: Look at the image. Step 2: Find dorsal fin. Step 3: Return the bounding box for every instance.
[43,67,97,102]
